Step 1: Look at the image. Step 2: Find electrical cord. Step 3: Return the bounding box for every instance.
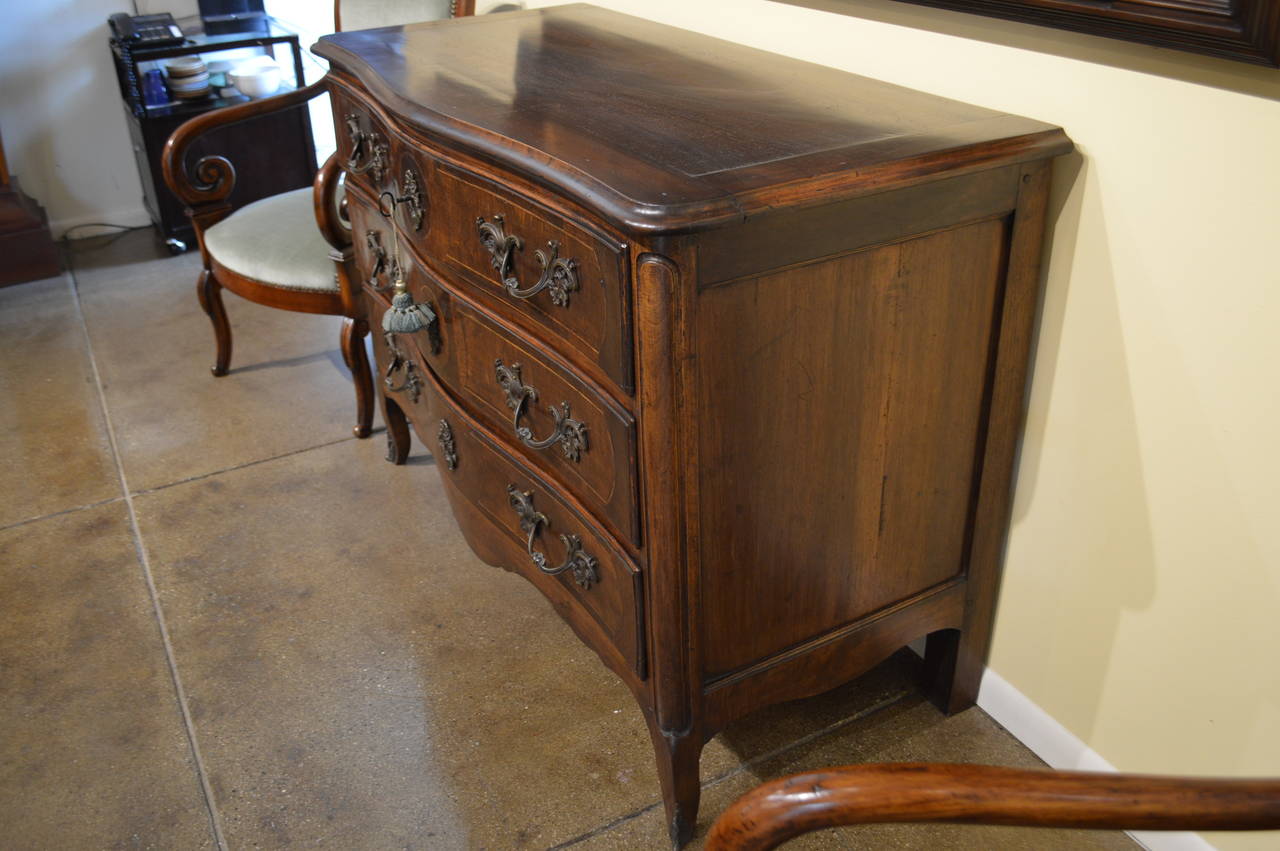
[61,223,151,245]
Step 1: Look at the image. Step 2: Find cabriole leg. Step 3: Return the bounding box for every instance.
[381,393,411,465]
[647,720,704,848]
[196,268,231,377]
[341,317,374,439]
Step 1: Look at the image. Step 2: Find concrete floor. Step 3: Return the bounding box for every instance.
[0,230,1139,849]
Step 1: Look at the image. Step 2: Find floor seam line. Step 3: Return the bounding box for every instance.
[131,434,361,496]
[545,801,663,850]
[703,689,915,789]
[66,258,230,851]
[551,689,914,848]
[0,496,127,533]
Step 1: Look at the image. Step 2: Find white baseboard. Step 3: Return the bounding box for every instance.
[52,207,152,240]
[977,667,1216,851]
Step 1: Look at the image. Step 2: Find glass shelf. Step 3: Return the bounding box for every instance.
[112,16,306,121]
[124,15,301,62]
[137,83,299,119]
[108,14,317,246]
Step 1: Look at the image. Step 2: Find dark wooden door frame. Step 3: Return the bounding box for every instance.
[883,0,1280,66]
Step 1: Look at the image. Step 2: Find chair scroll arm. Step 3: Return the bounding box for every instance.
[315,150,361,315]
[313,151,350,252]
[162,79,330,211]
[706,763,1280,851]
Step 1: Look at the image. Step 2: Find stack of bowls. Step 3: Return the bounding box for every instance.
[166,56,210,100]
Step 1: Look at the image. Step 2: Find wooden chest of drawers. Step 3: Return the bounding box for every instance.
[315,5,1072,842]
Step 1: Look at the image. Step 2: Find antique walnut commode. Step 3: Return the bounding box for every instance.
[314,5,1072,842]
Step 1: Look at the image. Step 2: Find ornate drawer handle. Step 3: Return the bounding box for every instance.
[365,230,395,291]
[400,167,425,231]
[476,215,580,307]
[494,360,588,462]
[506,485,599,589]
[437,419,457,471]
[343,113,387,180]
[383,345,422,403]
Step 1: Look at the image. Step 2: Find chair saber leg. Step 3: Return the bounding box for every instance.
[197,268,232,377]
[341,317,374,438]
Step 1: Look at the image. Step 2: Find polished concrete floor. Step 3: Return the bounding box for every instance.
[0,230,1139,849]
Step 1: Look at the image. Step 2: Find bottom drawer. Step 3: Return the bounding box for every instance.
[406,358,647,681]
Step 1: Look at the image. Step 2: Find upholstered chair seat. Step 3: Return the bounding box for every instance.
[203,188,339,292]
[338,0,455,31]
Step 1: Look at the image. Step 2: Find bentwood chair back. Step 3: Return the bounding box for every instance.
[706,762,1280,850]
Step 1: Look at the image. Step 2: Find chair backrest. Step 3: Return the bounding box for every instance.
[334,0,475,33]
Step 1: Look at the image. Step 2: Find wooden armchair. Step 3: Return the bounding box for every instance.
[706,763,1280,850]
[161,0,476,439]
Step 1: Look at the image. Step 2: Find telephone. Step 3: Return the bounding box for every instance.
[108,13,185,47]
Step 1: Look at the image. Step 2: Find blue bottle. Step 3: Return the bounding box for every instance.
[141,69,168,107]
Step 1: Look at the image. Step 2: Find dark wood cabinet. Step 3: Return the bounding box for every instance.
[110,19,316,251]
[0,128,60,287]
[314,5,1073,842]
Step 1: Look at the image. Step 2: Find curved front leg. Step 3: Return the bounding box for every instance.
[381,393,411,465]
[340,317,374,439]
[196,268,231,377]
[646,717,705,848]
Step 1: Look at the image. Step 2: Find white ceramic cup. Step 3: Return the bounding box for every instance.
[228,57,282,99]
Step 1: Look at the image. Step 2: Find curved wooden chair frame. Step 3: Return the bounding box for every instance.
[706,762,1280,850]
[163,0,481,438]
[162,80,375,437]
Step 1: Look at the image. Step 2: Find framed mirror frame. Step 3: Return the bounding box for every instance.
[887,0,1280,67]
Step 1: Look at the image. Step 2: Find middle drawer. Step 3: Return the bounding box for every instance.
[354,198,642,548]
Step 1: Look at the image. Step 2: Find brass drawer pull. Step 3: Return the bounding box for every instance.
[506,485,599,589]
[476,215,580,307]
[365,230,395,291]
[494,360,588,462]
[437,419,458,471]
[343,113,387,180]
[383,347,422,403]
[400,167,425,231]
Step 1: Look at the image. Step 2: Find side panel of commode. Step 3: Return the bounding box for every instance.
[693,172,1018,681]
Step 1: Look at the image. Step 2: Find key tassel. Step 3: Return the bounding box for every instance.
[382,280,435,334]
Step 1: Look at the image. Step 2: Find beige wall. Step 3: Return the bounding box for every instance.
[0,0,199,235]
[6,0,1274,842]
[521,1,1280,846]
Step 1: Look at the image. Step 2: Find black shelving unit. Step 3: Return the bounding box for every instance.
[111,16,317,253]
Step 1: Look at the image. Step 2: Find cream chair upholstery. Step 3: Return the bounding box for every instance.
[337,0,458,32]
[202,189,338,292]
[163,1,477,440]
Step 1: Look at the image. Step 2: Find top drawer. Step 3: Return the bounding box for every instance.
[424,163,633,394]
